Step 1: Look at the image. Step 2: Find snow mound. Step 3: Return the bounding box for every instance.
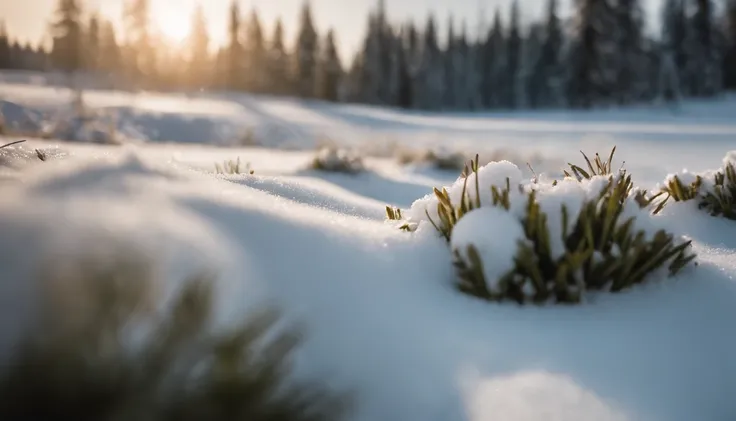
[451,207,525,292]
[0,100,44,135]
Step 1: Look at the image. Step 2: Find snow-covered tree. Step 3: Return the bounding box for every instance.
[294,1,319,98]
[567,0,618,108]
[244,9,266,92]
[316,29,342,102]
[615,0,648,104]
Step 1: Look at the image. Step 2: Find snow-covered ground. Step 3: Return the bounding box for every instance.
[1,73,736,421]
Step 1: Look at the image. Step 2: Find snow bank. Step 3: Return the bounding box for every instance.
[1,140,736,421]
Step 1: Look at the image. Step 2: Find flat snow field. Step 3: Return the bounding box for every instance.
[1,76,736,421]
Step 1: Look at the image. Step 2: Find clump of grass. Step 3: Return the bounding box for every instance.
[396,148,467,171]
[215,157,254,175]
[653,159,736,220]
[388,151,696,305]
[311,146,364,174]
[0,254,349,421]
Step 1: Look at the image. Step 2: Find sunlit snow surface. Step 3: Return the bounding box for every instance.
[1,73,736,421]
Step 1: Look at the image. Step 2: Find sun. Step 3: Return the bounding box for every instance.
[154,10,191,43]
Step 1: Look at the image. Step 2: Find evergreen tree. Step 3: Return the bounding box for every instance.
[662,0,688,94]
[294,1,319,98]
[268,18,290,95]
[85,14,100,71]
[187,4,210,89]
[405,22,421,108]
[456,21,482,110]
[124,0,154,84]
[359,0,395,105]
[50,0,83,74]
[505,0,522,109]
[615,0,647,104]
[395,25,413,109]
[534,0,564,108]
[227,0,242,90]
[567,0,618,108]
[0,21,10,69]
[317,29,342,101]
[443,16,457,108]
[244,9,266,92]
[724,0,736,89]
[480,9,506,108]
[415,14,444,110]
[684,0,722,97]
[99,20,121,75]
[526,23,545,108]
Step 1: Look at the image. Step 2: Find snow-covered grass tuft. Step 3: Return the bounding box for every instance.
[0,252,349,421]
[310,146,364,174]
[214,157,254,175]
[389,152,696,304]
[653,152,736,220]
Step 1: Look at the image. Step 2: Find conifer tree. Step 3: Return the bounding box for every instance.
[443,16,457,108]
[294,1,319,98]
[85,14,100,71]
[505,0,522,109]
[395,25,413,109]
[534,0,564,108]
[227,0,242,90]
[723,0,736,89]
[0,21,10,69]
[359,12,381,103]
[99,20,121,75]
[415,14,444,110]
[124,0,154,84]
[50,0,83,74]
[567,0,618,108]
[244,9,266,92]
[684,0,722,97]
[662,0,688,94]
[268,18,290,95]
[187,4,210,89]
[480,9,506,108]
[317,29,342,101]
[616,0,647,104]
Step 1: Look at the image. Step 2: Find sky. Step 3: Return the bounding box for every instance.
[1,0,664,63]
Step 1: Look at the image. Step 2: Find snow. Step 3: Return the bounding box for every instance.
[451,207,525,291]
[2,73,736,421]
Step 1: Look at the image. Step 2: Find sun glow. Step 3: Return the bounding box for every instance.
[153,10,191,44]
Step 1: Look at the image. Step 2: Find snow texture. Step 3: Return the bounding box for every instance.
[1,73,736,421]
